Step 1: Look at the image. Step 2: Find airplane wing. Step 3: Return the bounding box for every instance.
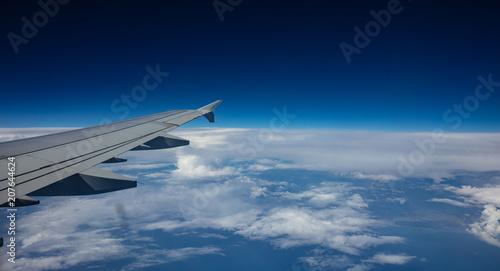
[0,100,222,207]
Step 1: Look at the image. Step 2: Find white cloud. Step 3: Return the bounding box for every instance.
[445,184,500,247]
[468,204,500,247]
[235,206,403,255]
[346,194,368,209]
[198,233,228,239]
[3,197,131,270]
[144,172,170,179]
[3,128,497,269]
[450,185,500,206]
[280,182,355,207]
[169,153,237,180]
[131,181,403,257]
[250,186,268,198]
[161,246,223,261]
[247,164,274,171]
[3,128,500,180]
[1,188,227,271]
[351,172,400,182]
[388,198,407,205]
[121,128,500,182]
[172,128,245,150]
[427,198,469,207]
[364,253,416,265]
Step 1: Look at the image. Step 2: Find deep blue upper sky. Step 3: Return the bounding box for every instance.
[1,0,499,131]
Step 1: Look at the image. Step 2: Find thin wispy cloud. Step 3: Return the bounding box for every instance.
[427,198,470,207]
[364,253,416,265]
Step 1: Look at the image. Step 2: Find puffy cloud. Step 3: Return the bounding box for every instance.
[140,181,399,255]
[169,153,237,180]
[250,186,268,198]
[1,185,226,271]
[446,185,500,247]
[3,128,500,180]
[246,164,274,171]
[117,129,500,182]
[468,205,500,247]
[280,182,355,207]
[346,194,368,209]
[446,184,500,247]
[236,206,403,255]
[450,185,500,206]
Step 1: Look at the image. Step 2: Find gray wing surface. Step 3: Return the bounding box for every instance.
[0,100,222,207]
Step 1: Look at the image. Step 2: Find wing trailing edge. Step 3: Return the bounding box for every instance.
[29,167,136,197]
[131,134,189,151]
[102,156,128,163]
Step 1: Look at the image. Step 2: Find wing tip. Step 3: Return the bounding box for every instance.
[198,100,223,112]
[199,100,222,123]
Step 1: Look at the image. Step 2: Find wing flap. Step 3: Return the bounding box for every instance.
[0,195,39,207]
[29,167,136,196]
[102,157,128,163]
[131,134,189,151]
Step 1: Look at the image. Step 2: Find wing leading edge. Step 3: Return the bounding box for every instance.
[0,100,222,207]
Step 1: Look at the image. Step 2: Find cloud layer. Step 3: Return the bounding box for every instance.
[1,128,499,270]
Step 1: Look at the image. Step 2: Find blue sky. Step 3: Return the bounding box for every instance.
[1,0,499,131]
